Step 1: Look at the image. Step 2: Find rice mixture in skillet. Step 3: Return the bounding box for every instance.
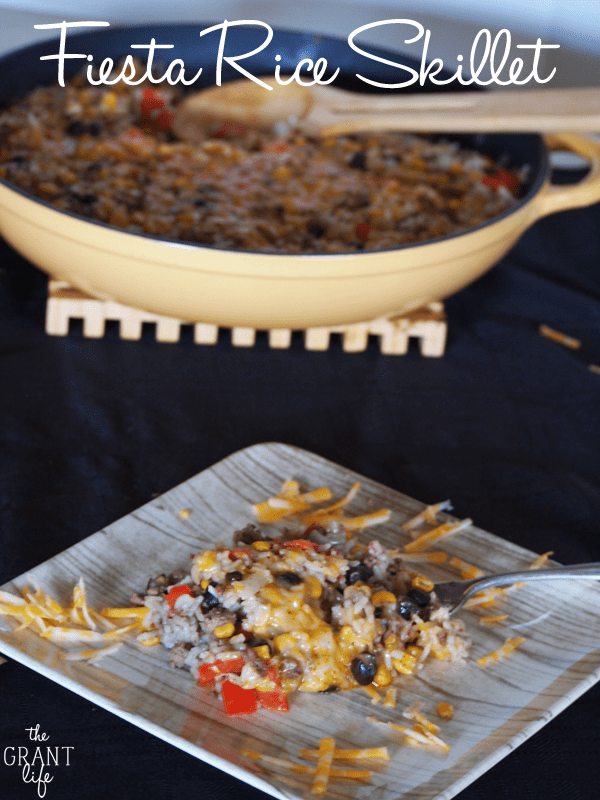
[0,65,524,254]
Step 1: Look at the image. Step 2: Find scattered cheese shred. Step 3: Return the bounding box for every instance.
[368,716,450,752]
[0,578,157,661]
[401,552,448,564]
[449,556,486,580]
[59,642,123,663]
[402,500,453,531]
[383,687,397,708]
[362,684,382,703]
[479,614,509,625]
[240,749,371,782]
[538,323,581,350]
[477,636,525,667]
[528,551,554,570]
[299,746,389,762]
[463,587,506,609]
[402,702,440,734]
[404,518,472,553]
[311,737,336,796]
[253,481,332,523]
[253,480,390,532]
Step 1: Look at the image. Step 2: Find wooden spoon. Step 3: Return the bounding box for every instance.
[173,76,600,144]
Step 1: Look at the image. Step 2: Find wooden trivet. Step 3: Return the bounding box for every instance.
[45,280,447,356]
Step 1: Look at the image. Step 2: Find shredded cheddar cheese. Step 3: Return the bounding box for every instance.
[402,500,453,531]
[0,577,157,660]
[477,636,525,667]
[311,737,336,796]
[253,480,391,532]
[404,518,473,553]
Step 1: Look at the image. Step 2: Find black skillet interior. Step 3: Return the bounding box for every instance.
[0,22,546,203]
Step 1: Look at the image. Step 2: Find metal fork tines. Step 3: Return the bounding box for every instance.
[434,562,600,614]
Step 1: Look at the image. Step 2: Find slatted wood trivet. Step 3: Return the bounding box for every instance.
[45,280,447,356]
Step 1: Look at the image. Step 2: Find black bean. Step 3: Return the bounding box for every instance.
[246,636,270,651]
[374,606,383,618]
[86,122,103,136]
[66,120,85,136]
[350,653,378,685]
[194,198,207,207]
[397,596,419,620]
[225,570,243,583]
[276,571,303,587]
[8,154,26,164]
[349,151,367,170]
[407,587,431,608]
[307,222,326,239]
[200,589,221,613]
[346,563,373,585]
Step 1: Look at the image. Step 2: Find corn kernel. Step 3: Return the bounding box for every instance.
[200,579,209,590]
[251,540,271,551]
[272,165,293,181]
[340,625,355,642]
[392,653,417,675]
[195,551,217,571]
[213,622,235,639]
[373,663,393,687]
[304,575,322,599]
[253,644,270,660]
[101,91,118,110]
[411,575,434,592]
[371,590,396,606]
[261,585,284,605]
[437,702,454,720]
[406,644,423,658]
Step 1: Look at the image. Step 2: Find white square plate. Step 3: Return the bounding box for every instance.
[2,442,600,800]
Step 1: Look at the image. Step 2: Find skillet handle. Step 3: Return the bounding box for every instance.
[532,132,600,220]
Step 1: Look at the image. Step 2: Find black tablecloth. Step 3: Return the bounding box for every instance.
[1,169,600,799]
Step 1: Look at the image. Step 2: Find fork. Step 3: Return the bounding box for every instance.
[433,562,600,614]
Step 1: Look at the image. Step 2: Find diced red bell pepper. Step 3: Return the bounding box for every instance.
[279,539,319,551]
[229,548,250,560]
[256,687,289,712]
[154,110,174,132]
[256,667,289,712]
[140,87,164,118]
[356,222,371,242]
[165,585,194,609]
[482,169,519,192]
[198,656,245,685]
[221,680,258,715]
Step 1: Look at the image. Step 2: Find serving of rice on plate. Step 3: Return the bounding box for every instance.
[130,480,471,714]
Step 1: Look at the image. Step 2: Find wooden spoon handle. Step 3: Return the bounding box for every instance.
[312,86,600,135]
